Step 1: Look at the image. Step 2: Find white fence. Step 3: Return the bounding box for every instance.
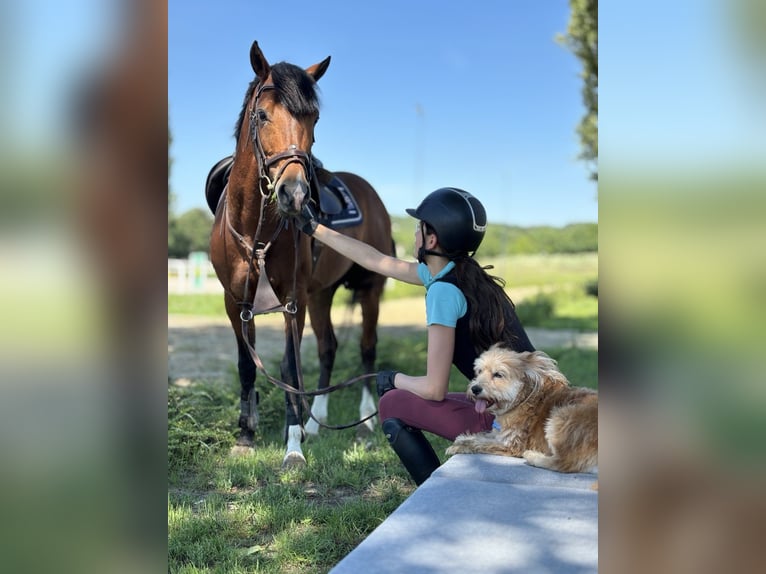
[168,252,223,294]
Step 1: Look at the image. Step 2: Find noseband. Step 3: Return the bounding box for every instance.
[248,83,314,197]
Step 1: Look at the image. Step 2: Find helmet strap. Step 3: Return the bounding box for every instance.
[417,247,450,263]
[417,225,449,263]
[416,225,428,263]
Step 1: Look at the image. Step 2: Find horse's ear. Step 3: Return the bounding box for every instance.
[306,56,331,82]
[250,41,270,79]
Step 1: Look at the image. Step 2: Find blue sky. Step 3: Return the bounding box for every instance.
[8,1,761,226]
[168,0,597,226]
[600,0,766,169]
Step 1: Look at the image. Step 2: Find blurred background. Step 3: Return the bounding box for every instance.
[1,0,765,572]
[0,0,167,572]
[599,1,766,571]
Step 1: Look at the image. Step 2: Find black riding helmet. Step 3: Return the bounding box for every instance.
[406,187,487,261]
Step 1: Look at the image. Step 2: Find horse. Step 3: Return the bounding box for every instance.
[208,41,393,468]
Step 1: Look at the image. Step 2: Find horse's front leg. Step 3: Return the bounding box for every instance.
[304,287,337,436]
[230,322,259,456]
[281,313,307,469]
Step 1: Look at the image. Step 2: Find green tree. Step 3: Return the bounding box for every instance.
[168,123,174,213]
[389,216,596,256]
[168,208,213,258]
[558,0,598,181]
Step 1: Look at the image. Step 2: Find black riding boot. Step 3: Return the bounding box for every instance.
[382,418,441,486]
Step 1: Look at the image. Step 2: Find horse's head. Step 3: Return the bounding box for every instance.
[239,41,330,216]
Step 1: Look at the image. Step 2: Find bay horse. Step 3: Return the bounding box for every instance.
[208,41,393,467]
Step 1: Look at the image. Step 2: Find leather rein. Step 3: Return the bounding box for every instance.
[220,80,376,431]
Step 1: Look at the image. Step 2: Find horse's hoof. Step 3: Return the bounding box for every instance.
[354,437,375,451]
[355,423,373,439]
[281,451,306,469]
[230,444,254,457]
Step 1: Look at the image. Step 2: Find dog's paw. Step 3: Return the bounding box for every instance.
[523,449,547,466]
[446,437,470,455]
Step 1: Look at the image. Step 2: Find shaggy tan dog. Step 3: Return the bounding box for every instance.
[446,345,598,473]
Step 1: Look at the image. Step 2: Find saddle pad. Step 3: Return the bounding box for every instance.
[204,155,363,229]
[317,175,363,229]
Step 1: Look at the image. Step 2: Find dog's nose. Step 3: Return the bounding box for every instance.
[470,385,482,396]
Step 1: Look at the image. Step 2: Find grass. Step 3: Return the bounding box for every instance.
[169,327,597,573]
[169,253,598,572]
[168,293,227,317]
[169,253,598,332]
[169,339,421,573]
[381,252,597,299]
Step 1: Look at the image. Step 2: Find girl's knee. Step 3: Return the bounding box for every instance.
[378,388,410,422]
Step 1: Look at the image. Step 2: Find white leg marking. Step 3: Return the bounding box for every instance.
[305,394,328,435]
[283,424,306,468]
[359,386,377,433]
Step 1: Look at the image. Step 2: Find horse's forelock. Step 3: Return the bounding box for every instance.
[270,62,320,117]
[233,63,319,140]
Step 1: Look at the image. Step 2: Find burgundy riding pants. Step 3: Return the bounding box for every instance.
[378,388,495,441]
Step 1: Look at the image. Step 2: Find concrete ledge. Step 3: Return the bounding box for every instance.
[434,453,598,490]
[330,454,598,574]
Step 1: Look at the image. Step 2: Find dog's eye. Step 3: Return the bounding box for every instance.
[492,372,503,379]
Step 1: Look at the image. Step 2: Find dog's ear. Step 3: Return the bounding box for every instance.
[521,353,545,387]
[523,351,568,387]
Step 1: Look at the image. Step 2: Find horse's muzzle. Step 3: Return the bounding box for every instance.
[276,178,309,216]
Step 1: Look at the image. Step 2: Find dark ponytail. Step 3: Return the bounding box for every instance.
[453,257,531,353]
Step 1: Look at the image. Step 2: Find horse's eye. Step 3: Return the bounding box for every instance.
[256,109,268,123]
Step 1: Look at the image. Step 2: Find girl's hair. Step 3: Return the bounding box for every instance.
[453,256,520,354]
[421,221,525,353]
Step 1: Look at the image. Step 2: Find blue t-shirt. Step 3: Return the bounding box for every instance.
[417,262,467,327]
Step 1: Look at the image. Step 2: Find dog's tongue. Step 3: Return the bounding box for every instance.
[474,399,488,414]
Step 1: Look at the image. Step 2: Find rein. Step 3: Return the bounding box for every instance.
[222,80,377,431]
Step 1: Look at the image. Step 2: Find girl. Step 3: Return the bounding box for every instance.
[296,187,535,484]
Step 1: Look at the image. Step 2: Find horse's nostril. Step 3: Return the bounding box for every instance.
[276,180,307,214]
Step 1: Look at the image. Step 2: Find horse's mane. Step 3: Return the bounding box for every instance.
[234,62,321,140]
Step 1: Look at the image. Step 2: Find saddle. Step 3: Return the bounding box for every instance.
[205,155,233,214]
[204,155,362,229]
[312,167,363,228]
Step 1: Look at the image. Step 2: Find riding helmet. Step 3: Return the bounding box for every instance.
[406,187,487,256]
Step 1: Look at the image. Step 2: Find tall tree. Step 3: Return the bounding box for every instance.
[168,122,175,214]
[559,0,598,181]
[168,208,213,258]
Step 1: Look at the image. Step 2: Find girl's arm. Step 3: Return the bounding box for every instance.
[312,223,421,285]
[392,324,455,401]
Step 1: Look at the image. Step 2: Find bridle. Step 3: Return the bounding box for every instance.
[248,82,315,199]
[225,78,317,318]
[221,79,376,430]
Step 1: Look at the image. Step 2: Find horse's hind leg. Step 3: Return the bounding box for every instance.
[231,333,259,455]
[357,283,384,436]
[305,287,338,436]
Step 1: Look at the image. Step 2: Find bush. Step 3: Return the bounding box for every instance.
[515,294,555,325]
